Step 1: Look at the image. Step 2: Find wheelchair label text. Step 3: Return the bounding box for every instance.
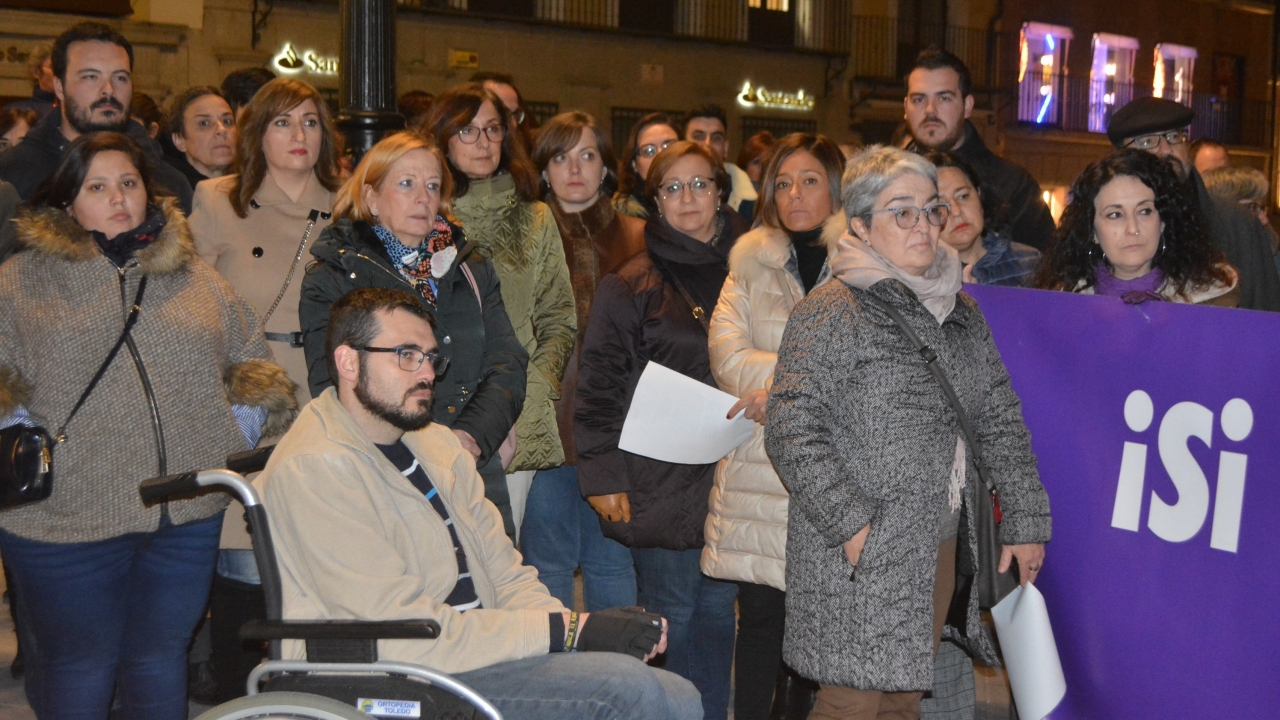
[357,698,422,718]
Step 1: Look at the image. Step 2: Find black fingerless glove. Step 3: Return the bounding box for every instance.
[575,607,663,660]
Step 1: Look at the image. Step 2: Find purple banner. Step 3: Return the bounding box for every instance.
[966,284,1280,719]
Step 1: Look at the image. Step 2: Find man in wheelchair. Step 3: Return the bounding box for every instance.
[254,287,702,719]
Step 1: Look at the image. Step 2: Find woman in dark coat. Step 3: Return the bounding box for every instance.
[575,141,748,720]
[299,131,528,536]
[765,146,1052,720]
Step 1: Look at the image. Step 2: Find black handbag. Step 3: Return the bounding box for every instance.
[0,277,147,511]
[862,293,1020,609]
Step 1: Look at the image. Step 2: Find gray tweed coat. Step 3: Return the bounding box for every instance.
[764,278,1051,692]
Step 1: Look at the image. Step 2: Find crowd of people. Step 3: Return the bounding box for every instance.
[0,20,1274,720]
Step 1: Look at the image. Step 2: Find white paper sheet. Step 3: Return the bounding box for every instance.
[991,583,1067,720]
[618,362,757,465]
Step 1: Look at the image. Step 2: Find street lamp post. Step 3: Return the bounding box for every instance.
[337,0,404,162]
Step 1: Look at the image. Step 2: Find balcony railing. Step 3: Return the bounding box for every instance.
[848,16,1000,89]
[397,0,852,54]
[1017,74,1272,148]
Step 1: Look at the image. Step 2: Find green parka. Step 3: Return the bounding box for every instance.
[452,174,576,472]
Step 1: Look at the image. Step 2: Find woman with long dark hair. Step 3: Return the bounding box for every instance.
[1034,149,1238,305]
[524,111,643,611]
[614,112,680,219]
[423,83,576,541]
[0,132,295,716]
[185,76,343,701]
[702,132,845,720]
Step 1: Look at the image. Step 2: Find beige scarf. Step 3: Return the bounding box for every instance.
[830,230,963,325]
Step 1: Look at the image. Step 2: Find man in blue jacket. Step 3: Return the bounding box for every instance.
[0,22,192,213]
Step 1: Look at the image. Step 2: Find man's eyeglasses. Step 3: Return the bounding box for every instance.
[456,124,506,145]
[636,139,676,159]
[362,346,450,374]
[1124,130,1189,150]
[865,203,951,229]
[658,177,716,200]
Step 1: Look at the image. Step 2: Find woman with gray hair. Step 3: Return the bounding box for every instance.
[764,145,1052,719]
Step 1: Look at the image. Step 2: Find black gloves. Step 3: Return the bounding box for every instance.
[576,607,664,660]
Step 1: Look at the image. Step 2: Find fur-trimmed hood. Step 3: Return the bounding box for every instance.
[13,197,196,275]
[729,221,841,280]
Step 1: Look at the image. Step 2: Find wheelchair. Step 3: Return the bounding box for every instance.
[138,446,503,720]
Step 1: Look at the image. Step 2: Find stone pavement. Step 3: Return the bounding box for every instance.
[0,571,1016,720]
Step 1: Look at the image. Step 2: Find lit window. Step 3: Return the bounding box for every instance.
[1089,33,1139,133]
[1018,22,1073,126]
[1154,43,1197,106]
[748,0,789,9]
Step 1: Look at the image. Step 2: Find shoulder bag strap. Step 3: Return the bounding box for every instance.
[860,292,994,495]
[55,276,148,443]
[653,256,710,332]
[262,209,328,326]
[458,262,483,312]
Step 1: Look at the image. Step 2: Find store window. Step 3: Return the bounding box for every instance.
[1089,33,1139,133]
[1017,22,1073,126]
[1154,43,1197,106]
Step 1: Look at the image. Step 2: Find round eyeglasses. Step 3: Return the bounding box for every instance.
[658,177,716,201]
[1124,130,1189,150]
[865,203,951,229]
[636,139,676,159]
[456,124,506,145]
[362,346,450,374]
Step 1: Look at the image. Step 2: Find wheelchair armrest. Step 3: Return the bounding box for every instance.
[239,619,441,641]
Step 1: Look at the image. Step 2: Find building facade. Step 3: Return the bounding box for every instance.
[0,0,855,159]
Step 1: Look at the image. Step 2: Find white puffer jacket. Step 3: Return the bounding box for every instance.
[700,219,838,589]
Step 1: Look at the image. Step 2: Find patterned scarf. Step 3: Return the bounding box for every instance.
[373,217,457,306]
[91,204,166,268]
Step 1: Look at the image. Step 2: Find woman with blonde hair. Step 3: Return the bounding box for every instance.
[186,76,343,702]
[300,130,528,532]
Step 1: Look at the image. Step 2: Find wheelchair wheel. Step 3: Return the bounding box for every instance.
[193,691,369,720]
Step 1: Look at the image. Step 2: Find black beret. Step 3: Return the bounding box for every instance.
[1106,97,1195,148]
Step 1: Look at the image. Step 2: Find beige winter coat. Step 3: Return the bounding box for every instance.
[700,222,836,590]
[188,172,337,411]
[255,388,566,674]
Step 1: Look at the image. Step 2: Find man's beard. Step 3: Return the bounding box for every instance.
[1164,155,1189,183]
[912,115,965,152]
[355,364,435,432]
[64,94,129,135]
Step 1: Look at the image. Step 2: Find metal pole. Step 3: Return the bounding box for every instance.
[337,0,404,163]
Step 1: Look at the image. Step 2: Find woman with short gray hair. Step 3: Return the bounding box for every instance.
[764,145,1052,720]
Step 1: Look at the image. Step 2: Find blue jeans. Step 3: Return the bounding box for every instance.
[0,513,222,720]
[520,465,637,611]
[453,651,703,719]
[631,547,738,720]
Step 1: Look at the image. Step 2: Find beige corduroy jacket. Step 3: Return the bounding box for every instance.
[255,388,567,673]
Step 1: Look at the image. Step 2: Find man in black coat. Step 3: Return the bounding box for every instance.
[1107,96,1280,312]
[0,22,192,213]
[904,47,1057,251]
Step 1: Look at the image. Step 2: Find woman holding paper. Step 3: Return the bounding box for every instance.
[765,145,1052,720]
[575,141,748,720]
[700,132,846,719]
